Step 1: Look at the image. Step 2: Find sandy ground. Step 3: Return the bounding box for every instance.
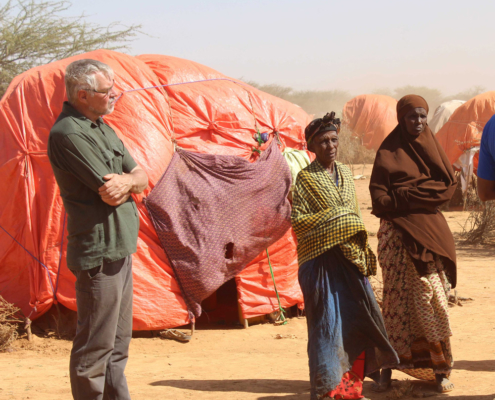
[1,164,495,400]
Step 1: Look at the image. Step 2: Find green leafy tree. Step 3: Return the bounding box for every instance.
[0,0,142,97]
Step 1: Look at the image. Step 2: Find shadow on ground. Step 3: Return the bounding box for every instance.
[453,360,495,372]
[362,379,495,400]
[454,243,495,259]
[151,378,495,399]
[437,396,495,399]
[257,395,308,400]
[150,379,310,396]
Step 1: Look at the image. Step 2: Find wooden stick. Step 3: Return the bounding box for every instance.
[25,318,32,342]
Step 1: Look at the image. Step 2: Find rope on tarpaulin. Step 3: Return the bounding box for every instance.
[115,78,260,125]
[0,210,66,311]
[114,77,272,155]
[265,248,287,325]
[0,224,56,296]
[115,77,254,100]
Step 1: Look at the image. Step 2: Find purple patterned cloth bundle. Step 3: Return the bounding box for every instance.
[145,141,292,319]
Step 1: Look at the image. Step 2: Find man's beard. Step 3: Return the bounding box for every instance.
[89,102,114,117]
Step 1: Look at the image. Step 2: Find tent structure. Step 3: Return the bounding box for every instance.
[436,92,495,195]
[0,49,311,330]
[429,100,466,134]
[342,94,398,152]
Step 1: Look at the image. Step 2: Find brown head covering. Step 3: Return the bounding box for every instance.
[369,95,458,287]
[305,112,341,145]
[396,94,429,121]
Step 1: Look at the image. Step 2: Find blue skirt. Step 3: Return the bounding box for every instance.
[299,247,398,399]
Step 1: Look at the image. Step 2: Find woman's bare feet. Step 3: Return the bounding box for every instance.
[435,374,454,393]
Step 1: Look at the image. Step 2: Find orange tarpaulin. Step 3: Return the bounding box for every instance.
[435,91,495,171]
[0,49,309,329]
[343,94,398,152]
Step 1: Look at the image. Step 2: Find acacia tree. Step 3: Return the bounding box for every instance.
[0,0,142,97]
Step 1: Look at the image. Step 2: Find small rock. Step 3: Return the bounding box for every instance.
[274,334,297,339]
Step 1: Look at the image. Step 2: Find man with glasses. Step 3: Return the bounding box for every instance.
[48,59,148,400]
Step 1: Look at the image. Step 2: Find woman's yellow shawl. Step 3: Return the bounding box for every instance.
[291,160,376,276]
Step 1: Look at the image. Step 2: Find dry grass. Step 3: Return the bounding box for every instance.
[460,200,495,245]
[337,126,376,169]
[444,172,495,246]
[386,380,414,399]
[369,276,383,307]
[457,173,495,245]
[0,295,22,351]
[443,171,480,210]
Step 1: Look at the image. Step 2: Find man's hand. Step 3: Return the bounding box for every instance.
[98,166,148,206]
[101,191,132,206]
[99,173,133,206]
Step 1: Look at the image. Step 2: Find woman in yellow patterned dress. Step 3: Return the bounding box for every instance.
[292,112,398,400]
[369,95,457,393]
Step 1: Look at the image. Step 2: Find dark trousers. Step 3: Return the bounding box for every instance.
[70,256,133,400]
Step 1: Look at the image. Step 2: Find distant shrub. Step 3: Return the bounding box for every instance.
[460,200,495,245]
[244,81,352,118]
[337,126,376,167]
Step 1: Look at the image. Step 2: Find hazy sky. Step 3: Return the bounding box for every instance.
[67,0,493,96]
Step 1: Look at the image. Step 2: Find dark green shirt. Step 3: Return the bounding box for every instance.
[48,102,139,270]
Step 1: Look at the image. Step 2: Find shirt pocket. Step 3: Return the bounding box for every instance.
[111,145,124,174]
[101,146,124,174]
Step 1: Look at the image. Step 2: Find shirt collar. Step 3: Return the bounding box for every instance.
[62,101,104,127]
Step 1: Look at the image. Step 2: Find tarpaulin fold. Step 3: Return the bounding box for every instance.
[343,94,398,151]
[436,91,495,172]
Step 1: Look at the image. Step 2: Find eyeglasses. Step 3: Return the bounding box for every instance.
[83,81,115,97]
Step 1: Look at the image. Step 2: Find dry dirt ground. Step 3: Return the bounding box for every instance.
[1,165,495,400]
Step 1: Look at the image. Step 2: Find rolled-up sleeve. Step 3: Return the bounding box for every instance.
[50,134,110,193]
[122,145,138,173]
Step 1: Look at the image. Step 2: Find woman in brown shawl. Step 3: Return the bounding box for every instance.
[369,95,457,393]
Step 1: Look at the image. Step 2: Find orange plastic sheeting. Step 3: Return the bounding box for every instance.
[0,49,310,329]
[343,94,398,151]
[136,54,310,157]
[137,54,309,320]
[236,230,302,318]
[435,91,495,170]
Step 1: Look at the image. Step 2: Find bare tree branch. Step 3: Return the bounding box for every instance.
[0,0,144,97]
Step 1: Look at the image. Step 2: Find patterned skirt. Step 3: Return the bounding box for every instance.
[377,220,454,381]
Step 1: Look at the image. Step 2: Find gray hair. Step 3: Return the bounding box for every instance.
[65,59,114,104]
